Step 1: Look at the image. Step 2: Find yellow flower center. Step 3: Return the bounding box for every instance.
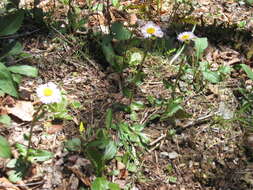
[146,27,155,34]
[43,88,53,96]
[181,34,190,40]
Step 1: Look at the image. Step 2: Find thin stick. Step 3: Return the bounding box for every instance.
[149,133,167,146]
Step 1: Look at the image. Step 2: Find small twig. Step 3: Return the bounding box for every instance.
[182,112,217,129]
[148,143,160,153]
[175,112,217,134]
[0,180,44,187]
[149,133,167,146]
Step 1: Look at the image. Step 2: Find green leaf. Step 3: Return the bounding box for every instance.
[194,37,208,61]
[29,149,53,162]
[91,177,109,190]
[15,143,53,162]
[7,170,23,183]
[6,159,17,168]
[111,22,131,41]
[130,111,138,121]
[15,143,27,156]
[105,108,113,129]
[11,74,22,84]
[163,79,174,90]
[0,63,18,97]
[65,138,81,152]
[130,101,145,111]
[111,0,119,7]
[241,64,253,81]
[0,114,11,126]
[0,135,12,158]
[0,10,24,36]
[0,41,23,60]
[86,145,105,176]
[167,176,177,183]
[218,65,232,75]
[246,0,253,5]
[8,65,38,77]
[198,61,209,71]
[108,183,120,190]
[203,70,220,83]
[71,101,82,109]
[103,141,117,160]
[0,90,5,97]
[162,101,182,120]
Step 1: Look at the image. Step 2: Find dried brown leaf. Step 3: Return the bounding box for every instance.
[7,101,35,121]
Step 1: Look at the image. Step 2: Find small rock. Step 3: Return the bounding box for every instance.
[168,151,179,159]
[160,152,170,158]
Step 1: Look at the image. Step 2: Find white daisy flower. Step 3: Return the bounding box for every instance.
[141,21,164,38]
[177,31,196,42]
[36,82,62,104]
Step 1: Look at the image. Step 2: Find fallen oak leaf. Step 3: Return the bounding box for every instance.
[7,101,35,122]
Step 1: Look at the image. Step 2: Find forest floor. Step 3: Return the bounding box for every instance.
[1,0,253,190]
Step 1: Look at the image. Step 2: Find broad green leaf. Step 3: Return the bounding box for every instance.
[162,102,182,119]
[241,64,253,81]
[167,176,177,183]
[65,138,81,152]
[0,63,18,97]
[102,36,116,66]
[130,101,145,111]
[218,65,232,75]
[0,136,12,158]
[11,74,22,84]
[86,145,105,176]
[7,157,29,183]
[0,114,11,126]
[71,101,82,109]
[130,111,138,121]
[6,159,17,168]
[0,10,24,36]
[194,37,208,61]
[111,0,119,7]
[29,150,53,162]
[105,108,113,129]
[15,143,53,162]
[203,70,220,83]
[111,22,131,41]
[0,41,23,60]
[108,183,120,190]
[103,141,117,160]
[15,143,27,156]
[91,177,109,190]
[199,61,209,71]
[163,79,173,90]
[0,90,4,97]
[7,170,23,183]
[8,65,38,77]
[246,0,253,5]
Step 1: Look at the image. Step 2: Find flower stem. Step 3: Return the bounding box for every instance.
[171,58,185,99]
[170,44,185,99]
[25,104,44,162]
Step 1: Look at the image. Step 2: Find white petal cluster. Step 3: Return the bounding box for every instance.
[36,82,62,104]
[177,31,196,42]
[141,21,164,38]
